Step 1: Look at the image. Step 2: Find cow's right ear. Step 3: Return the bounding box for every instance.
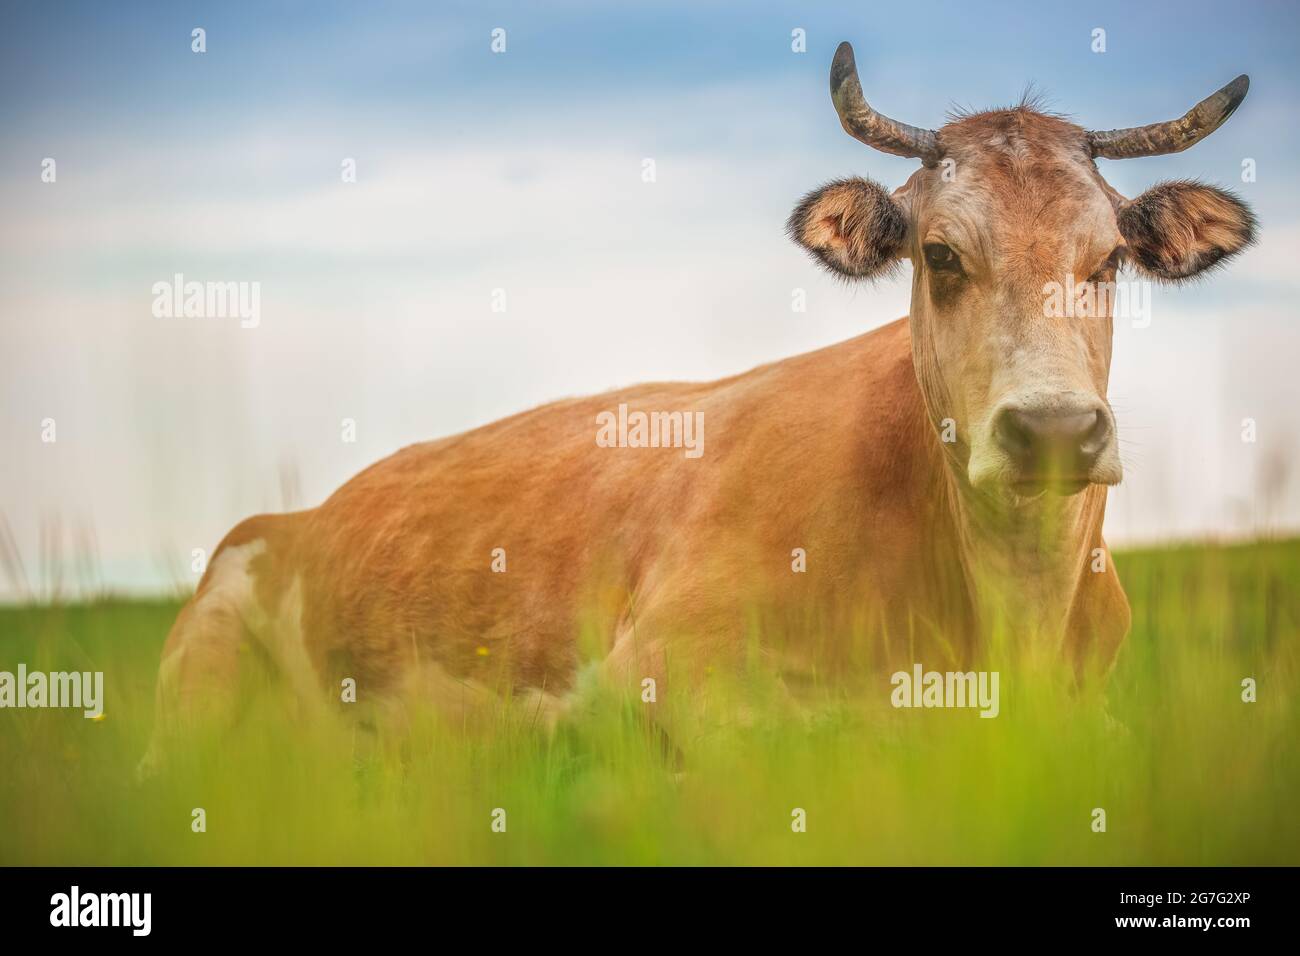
[787,177,908,280]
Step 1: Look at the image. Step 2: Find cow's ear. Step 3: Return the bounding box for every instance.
[1118,181,1256,281]
[787,177,907,280]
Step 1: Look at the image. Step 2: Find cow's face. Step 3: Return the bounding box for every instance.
[790,44,1255,503]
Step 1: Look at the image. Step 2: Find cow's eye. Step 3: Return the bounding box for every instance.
[1088,246,1125,283]
[924,242,962,274]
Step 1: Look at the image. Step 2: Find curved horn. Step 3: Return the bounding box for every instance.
[830,41,941,165]
[1087,75,1250,159]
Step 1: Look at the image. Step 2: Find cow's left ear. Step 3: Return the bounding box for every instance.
[1118,180,1256,281]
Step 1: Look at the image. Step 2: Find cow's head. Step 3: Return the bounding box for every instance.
[790,43,1255,502]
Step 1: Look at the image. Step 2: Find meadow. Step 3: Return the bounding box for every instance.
[1,537,1296,866]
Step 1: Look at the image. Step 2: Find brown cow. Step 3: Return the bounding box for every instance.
[142,42,1255,768]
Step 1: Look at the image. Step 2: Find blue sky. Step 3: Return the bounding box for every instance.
[6,2,1299,146]
[2,1,1299,597]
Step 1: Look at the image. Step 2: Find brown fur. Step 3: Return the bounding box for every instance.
[146,102,1252,762]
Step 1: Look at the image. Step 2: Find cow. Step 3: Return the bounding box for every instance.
[142,42,1255,770]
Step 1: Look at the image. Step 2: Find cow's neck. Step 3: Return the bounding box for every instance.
[946,463,1107,650]
[943,466,1106,654]
[906,314,1107,651]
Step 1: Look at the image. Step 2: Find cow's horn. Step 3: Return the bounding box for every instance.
[1087,74,1250,159]
[830,41,942,166]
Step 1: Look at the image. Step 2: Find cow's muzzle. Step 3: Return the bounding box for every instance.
[992,403,1118,496]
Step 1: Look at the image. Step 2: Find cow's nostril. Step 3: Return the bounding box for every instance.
[995,407,1108,471]
[995,408,1038,460]
[1079,410,1111,455]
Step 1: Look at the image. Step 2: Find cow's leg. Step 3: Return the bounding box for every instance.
[595,621,683,764]
[341,653,571,774]
[403,659,569,734]
[595,584,766,766]
[592,581,816,768]
[138,537,278,779]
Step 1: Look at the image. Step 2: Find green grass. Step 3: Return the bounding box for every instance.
[1,538,1297,865]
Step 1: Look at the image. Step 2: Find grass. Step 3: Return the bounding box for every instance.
[1,538,1297,866]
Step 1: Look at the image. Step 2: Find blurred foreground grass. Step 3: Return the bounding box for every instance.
[1,538,1297,865]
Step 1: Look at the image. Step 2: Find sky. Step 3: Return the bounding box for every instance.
[2,0,1299,598]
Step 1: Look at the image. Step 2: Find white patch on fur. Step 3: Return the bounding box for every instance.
[194,539,268,625]
[262,575,326,719]
[155,540,267,694]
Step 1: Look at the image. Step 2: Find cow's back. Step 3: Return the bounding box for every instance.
[284,317,971,699]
